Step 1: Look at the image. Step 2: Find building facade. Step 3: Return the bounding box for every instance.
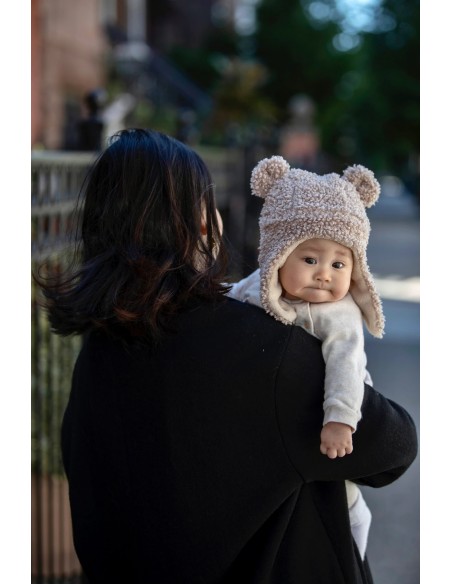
[31,0,110,149]
[31,0,239,146]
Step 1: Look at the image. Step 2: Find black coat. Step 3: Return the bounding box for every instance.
[62,297,418,583]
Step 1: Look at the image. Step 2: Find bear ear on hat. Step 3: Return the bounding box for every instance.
[250,156,290,199]
[342,164,381,208]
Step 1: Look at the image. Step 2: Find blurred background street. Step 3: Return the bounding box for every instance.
[364,192,420,584]
[31,1,419,582]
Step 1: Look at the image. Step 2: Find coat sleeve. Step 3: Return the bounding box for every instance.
[275,326,418,487]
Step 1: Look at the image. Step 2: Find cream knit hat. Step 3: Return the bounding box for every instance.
[251,156,384,337]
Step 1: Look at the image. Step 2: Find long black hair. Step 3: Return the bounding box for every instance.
[35,128,230,340]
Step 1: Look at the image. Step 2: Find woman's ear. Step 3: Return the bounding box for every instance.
[200,207,223,236]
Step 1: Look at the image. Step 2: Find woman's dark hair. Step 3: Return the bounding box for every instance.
[36,128,230,340]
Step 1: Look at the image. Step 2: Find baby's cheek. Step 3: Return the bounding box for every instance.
[332,285,348,301]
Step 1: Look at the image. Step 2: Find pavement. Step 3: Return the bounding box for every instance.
[361,192,420,584]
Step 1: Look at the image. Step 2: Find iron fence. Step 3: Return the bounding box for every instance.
[31,151,95,584]
[31,144,262,583]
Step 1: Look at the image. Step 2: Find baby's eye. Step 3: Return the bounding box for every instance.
[332,261,345,269]
[304,257,317,265]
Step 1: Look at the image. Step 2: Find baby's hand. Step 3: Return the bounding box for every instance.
[320,422,353,459]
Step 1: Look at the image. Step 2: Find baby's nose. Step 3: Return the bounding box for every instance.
[316,269,331,281]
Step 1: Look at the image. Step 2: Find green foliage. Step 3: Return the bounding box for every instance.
[153,0,418,181]
[169,46,222,93]
[254,0,354,117]
[252,0,419,181]
[344,0,420,178]
[32,259,82,477]
[168,23,278,145]
[202,58,278,145]
[169,24,242,94]
[127,99,179,136]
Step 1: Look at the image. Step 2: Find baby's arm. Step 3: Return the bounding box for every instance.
[311,294,367,458]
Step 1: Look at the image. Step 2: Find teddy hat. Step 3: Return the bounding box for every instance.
[250,156,384,337]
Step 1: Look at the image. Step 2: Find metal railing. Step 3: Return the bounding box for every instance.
[32,151,96,584]
[31,145,260,583]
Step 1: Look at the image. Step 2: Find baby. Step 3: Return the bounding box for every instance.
[228,156,385,560]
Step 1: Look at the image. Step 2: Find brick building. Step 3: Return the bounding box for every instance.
[32,0,212,149]
[31,0,240,146]
[31,0,114,149]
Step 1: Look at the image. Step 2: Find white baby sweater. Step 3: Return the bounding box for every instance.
[229,268,376,510]
[229,269,371,432]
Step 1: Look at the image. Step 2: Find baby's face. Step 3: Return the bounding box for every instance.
[278,238,353,303]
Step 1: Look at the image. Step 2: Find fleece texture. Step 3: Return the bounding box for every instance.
[250,156,385,338]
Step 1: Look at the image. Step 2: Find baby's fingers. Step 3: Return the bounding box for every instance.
[335,444,353,457]
[320,443,337,457]
[321,447,338,459]
[320,444,353,458]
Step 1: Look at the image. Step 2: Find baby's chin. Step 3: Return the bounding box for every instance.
[297,289,340,303]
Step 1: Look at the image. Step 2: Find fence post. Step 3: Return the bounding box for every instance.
[31,152,92,584]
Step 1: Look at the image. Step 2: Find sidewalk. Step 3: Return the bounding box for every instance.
[362,191,420,584]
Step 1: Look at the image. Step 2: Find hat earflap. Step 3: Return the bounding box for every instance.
[250,156,291,199]
[342,164,381,208]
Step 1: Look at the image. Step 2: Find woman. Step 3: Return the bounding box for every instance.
[38,129,417,583]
